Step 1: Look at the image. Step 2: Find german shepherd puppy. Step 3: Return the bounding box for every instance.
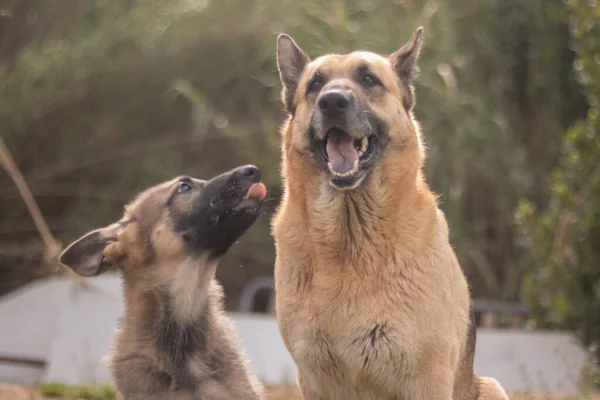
[60,165,267,400]
[272,28,509,400]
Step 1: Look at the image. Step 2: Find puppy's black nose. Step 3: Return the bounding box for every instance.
[234,165,260,180]
[318,90,352,117]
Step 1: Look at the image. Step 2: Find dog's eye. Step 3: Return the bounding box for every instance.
[307,73,324,93]
[362,74,381,87]
[177,183,191,193]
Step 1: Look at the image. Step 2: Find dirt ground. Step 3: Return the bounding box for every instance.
[1,383,600,400]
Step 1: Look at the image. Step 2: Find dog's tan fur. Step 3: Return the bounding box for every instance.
[272,28,509,400]
[60,176,265,400]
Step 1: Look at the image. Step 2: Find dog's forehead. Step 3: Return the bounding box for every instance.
[124,176,197,217]
[308,51,391,75]
[141,179,177,200]
[124,182,168,215]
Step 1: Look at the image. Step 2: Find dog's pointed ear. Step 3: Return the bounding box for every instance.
[277,33,310,113]
[60,223,123,277]
[389,27,424,110]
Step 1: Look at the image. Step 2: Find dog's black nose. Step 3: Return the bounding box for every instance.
[318,90,352,117]
[234,165,261,180]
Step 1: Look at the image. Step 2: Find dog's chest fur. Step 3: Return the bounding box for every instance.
[292,312,413,378]
[277,260,431,396]
[155,294,213,390]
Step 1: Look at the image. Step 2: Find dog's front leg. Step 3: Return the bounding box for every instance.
[412,367,454,400]
[297,371,328,400]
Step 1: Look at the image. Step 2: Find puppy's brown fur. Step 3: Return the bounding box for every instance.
[60,167,266,400]
[272,28,509,400]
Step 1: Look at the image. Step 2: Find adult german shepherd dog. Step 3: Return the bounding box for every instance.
[60,165,267,400]
[272,27,509,400]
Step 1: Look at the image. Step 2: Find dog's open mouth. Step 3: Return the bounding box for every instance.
[319,128,376,187]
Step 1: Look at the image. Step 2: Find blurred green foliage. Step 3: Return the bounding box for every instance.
[517,0,600,374]
[38,381,117,399]
[0,0,587,309]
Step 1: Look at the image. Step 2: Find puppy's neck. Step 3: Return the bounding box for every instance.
[135,255,220,390]
[123,254,219,325]
[165,255,219,323]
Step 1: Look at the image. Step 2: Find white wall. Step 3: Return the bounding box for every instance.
[0,276,590,392]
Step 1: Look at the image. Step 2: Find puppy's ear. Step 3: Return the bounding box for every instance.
[60,223,123,277]
[389,27,424,110]
[277,34,310,114]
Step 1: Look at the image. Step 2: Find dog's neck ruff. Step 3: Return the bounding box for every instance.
[283,170,433,269]
[166,255,218,322]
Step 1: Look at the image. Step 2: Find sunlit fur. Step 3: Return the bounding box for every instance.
[272,29,508,400]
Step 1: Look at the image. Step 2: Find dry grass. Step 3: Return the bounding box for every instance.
[1,383,600,400]
[266,384,600,400]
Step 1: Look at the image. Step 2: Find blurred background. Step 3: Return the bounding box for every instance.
[0,0,599,395]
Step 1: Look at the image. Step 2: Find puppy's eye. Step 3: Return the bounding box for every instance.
[177,183,191,193]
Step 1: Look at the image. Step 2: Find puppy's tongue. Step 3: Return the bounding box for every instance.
[244,182,267,201]
[326,132,358,174]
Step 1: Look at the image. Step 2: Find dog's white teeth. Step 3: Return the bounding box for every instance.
[334,171,348,177]
[360,137,369,153]
[329,160,360,178]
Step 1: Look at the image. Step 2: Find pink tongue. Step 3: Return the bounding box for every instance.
[326,133,359,174]
[244,183,267,201]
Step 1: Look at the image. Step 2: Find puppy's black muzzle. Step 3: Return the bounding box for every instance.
[203,164,262,212]
[231,164,261,182]
[174,164,264,257]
